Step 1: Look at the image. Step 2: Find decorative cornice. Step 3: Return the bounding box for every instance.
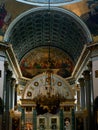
[0,41,9,50]
[5,43,22,79]
[72,44,90,79]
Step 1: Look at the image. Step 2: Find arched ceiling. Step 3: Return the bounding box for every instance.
[4,7,92,78]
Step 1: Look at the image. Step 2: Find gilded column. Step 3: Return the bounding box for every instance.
[78,78,85,110]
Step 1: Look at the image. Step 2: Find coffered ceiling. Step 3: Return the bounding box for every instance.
[4,7,92,62]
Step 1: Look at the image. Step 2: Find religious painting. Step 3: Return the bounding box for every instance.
[25,117,33,130]
[20,47,74,78]
[25,123,33,130]
[39,118,45,130]
[0,3,11,36]
[64,117,71,130]
[85,4,98,36]
[51,118,57,130]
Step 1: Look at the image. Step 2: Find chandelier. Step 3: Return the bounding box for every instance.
[33,68,66,111]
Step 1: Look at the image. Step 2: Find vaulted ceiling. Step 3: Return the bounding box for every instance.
[4,7,92,78]
[4,7,92,62]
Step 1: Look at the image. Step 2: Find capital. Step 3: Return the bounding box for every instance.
[82,70,90,80]
[78,78,84,87]
[6,69,13,79]
[11,78,16,87]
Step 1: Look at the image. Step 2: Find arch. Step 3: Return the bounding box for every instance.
[4,7,92,43]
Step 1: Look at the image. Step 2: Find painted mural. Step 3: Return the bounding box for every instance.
[0,3,11,36]
[20,47,74,78]
[85,3,98,36]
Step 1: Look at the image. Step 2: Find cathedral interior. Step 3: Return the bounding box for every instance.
[0,0,98,130]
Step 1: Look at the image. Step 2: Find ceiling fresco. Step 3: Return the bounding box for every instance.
[0,3,11,36]
[20,47,74,78]
[85,4,98,36]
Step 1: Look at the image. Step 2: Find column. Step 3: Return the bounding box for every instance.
[78,78,85,110]
[5,69,13,130]
[15,84,18,107]
[82,70,92,130]
[71,108,75,130]
[33,109,37,130]
[3,61,8,112]
[59,108,64,130]
[76,85,80,111]
[87,61,95,130]
[11,78,16,109]
[21,108,25,130]
[2,61,8,130]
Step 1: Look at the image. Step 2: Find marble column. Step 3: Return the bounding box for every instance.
[71,108,75,130]
[3,61,8,112]
[59,109,64,130]
[2,61,8,130]
[5,69,13,130]
[87,61,95,130]
[82,70,91,110]
[78,78,85,110]
[21,108,25,130]
[33,109,37,130]
[82,70,92,130]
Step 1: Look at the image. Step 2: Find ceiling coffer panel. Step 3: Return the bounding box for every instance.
[7,7,91,63]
